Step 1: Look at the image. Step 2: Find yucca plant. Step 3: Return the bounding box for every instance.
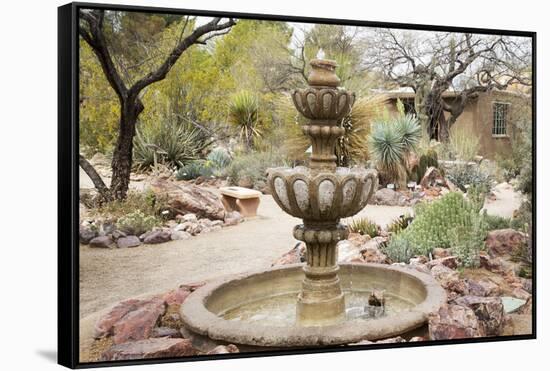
[348,218,380,238]
[228,91,261,151]
[368,114,421,186]
[133,115,210,171]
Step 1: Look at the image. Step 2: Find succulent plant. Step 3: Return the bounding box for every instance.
[348,217,380,238]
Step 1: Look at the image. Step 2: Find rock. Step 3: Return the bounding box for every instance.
[224,211,243,226]
[143,230,172,244]
[361,238,389,264]
[210,220,224,228]
[429,304,484,340]
[511,287,531,300]
[375,336,406,344]
[519,277,532,293]
[170,231,191,241]
[101,338,197,361]
[466,279,500,297]
[98,221,116,237]
[409,336,425,342]
[94,299,143,338]
[89,235,114,248]
[199,227,212,234]
[501,297,527,314]
[117,235,141,248]
[112,297,166,344]
[420,167,448,189]
[111,230,127,240]
[181,213,198,223]
[163,286,192,306]
[273,243,306,266]
[207,344,240,354]
[79,226,97,244]
[151,327,182,338]
[430,264,468,295]
[486,229,527,258]
[408,261,431,275]
[338,240,363,263]
[370,188,408,206]
[433,248,452,259]
[517,297,532,315]
[150,178,225,220]
[426,256,459,270]
[479,252,504,272]
[453,296,505,336]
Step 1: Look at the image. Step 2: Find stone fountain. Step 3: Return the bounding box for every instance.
[180,58,446,347]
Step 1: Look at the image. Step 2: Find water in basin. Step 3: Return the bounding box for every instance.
[220,290,416,327]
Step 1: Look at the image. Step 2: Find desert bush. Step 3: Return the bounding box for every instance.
[348,218,380,238]
[116,210,160,236]
[226,151,286,188]
[92,190,169,220]
[447,126,480,161]
[483,213,511,230]
[207,148,232,173]
[386,213,414,234]
[175,160,213,181]
[445,164,493,193]
[228,91,261,150]
[449,221,487,268]
[383,237,415,263]
[368,114,422,186]
[395,192,489,257]
[133,116,210,170]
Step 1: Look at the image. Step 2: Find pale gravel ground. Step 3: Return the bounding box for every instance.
[79,181,521,318]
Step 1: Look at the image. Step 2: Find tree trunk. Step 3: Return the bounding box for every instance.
[109,100,143,200]
[79,154,112,202]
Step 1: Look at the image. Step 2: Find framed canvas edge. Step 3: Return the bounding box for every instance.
[57,2,537,369]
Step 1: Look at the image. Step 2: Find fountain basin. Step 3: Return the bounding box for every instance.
[180,263,446,347]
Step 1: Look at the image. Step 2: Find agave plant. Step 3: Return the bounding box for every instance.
[228,91,261,151]
[368,114,421,186]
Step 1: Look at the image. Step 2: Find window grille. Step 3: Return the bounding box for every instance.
[492,102,509,136]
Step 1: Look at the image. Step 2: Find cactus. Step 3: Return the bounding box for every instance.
[396,192,488,258]
[413,149,439,183]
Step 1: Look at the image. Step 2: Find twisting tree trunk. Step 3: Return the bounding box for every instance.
[79,154,112,202]
[79,10,235,200]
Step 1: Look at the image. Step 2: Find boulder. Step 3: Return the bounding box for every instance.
[361,238,389,264]
[79,225,97,244]
[420,167,448,189]
[151,327,182,338]
[430,264,468,295]
[112,297,166,344]
[170,231,191,241]
[426,256,459,270]
[272,243,306,266]
[143,230,171,244]
[94,299,143,338]
[433,248,452,259]
[101,338,197,361]
[517,297,532,315]
[486,229,527,258]
[150,179,225,220]
[89,235,114,248]
[207,344,240,354]
[180,213,198,223]
[512,287,531,300]
[370,188,408,206]
[429,304,484,340]
[224,211,243,226]
[163,286,192,306]
[111,230,127,240]
[479,252,504,272]
[466,279,500,297]
[453,296,505,336]
[338,240,363,263]
[117,235,141,248]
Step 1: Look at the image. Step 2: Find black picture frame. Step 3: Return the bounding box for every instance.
[58,2,537,368]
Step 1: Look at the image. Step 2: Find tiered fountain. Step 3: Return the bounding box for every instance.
[180,58,445,347]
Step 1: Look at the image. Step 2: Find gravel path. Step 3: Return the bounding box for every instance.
[79,195,411,318]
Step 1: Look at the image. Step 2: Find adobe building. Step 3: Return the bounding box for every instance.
[382,88,532,159]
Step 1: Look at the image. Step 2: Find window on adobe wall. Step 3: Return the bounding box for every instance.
[492,102,510,137]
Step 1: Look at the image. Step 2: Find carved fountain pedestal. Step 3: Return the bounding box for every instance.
[267,58,376,326]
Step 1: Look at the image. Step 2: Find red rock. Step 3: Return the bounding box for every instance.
[113,297,166,344]
[467,279,501,297]
[486,229,527,257]
[426,256,459,270]
[429,304,484,340]
[94,299,142,339]
[207,344,240,354]
[101,338,198,361]
[117,235,141,248]
[454,296,505,336]
[479,252,504,272]
[272,242,306,266]
[512,287,531,300]
[89,235,114,248]
[420,167,448,189]
[163,287,192,306]
[361,245,388,264]
[517,297,532,315]
[430,264,468,295]
[151,327,182,338]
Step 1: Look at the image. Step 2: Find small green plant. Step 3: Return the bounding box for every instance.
[349,218,380,238]
[116,210,160,236]
[445,164,493,193]
[228,91,261,150]
[449,221,487,268]
[387,213,414,234]
[175,160,213,181]
[483,213,511,230]
[91,190,169,220]
[383,237,415,263]
[207,148,232,172]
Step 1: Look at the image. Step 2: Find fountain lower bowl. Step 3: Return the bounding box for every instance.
[180,263,446,347]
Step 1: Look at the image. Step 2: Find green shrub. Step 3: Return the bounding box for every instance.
[228,91,261,150]
[413,149,439,183]
[226,151,286,188]
[445,164,492,193]
[483,213,511,230]
[387,213,414,234]
[349,218,380,238]
[175,160,213,181]
[396,192,488,257]
[92,190,169,220]
[449,220,487,268]
[383,237,415,263]
[206,148,232,177]
[133,116,210,170]
[116,210,160,235]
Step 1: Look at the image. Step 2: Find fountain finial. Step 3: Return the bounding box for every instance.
[307,54,340,87]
